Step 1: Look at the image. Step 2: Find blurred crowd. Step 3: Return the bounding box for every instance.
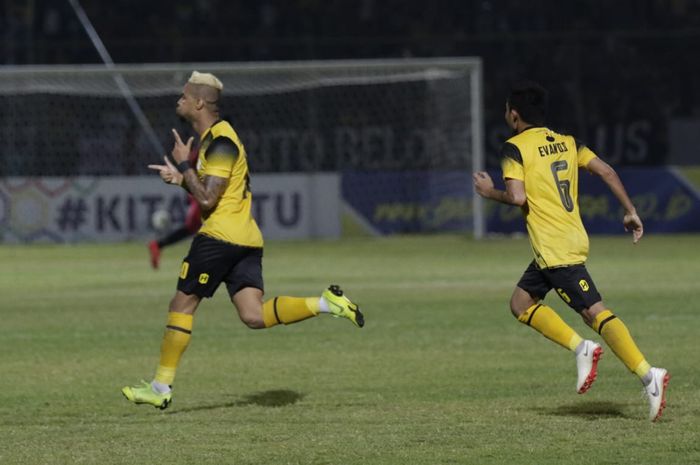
[3,0,700,166]
[3,0,698,64]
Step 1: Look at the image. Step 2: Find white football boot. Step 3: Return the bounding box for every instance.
[644,367,670,422]
[575,340,603,394]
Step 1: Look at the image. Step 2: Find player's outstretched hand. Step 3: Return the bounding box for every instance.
[148,156,183,186]
[623,211,643,244]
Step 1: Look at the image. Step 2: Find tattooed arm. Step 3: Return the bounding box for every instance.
[180,172,227,213]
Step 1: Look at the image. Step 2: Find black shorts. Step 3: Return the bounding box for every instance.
[516,260,602,312]
[177,234,264,299]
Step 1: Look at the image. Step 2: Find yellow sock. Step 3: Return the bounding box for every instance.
[262,296,320,327]
[518,304,583,351]
[154,312,193,385]
[592,309,650,378]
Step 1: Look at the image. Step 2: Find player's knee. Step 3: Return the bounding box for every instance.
[509,306,522,319]
[509,287,535,319]
[580,302,606,327]
[237,306,265,329]
[168,293,199,314]
[239,314,264,329]
[509,298,526,319]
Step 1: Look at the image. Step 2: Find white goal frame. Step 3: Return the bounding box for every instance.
[0,57,485,238]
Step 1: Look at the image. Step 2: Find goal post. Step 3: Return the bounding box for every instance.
[0,58,485,239]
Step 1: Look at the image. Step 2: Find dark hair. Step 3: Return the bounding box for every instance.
[507,81,548,126]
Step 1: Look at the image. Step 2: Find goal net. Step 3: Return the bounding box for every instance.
[0,58,484,237]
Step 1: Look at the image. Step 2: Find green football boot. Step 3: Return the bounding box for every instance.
[121,381,172,410]
[322,284,364,328]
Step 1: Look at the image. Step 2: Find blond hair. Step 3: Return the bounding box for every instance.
[188,71,223,91]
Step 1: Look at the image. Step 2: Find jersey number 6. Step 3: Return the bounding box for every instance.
[550,160,574,212]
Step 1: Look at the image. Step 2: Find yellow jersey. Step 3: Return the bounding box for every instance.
[196,120,263,248]
[501,126,597,268]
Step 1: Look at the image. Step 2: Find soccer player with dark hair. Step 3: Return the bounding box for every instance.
[473,81,669,421]
[122,71,364,410]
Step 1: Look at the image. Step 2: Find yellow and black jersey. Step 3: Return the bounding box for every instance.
[195,120,263,248]
[501,126,597,268]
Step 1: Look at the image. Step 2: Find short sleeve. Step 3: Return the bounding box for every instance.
[202,136,240,178]
[575,139,597,168]
[501,142,524,181]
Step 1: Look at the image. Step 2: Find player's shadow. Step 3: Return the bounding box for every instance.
[167,389,304,414]
[535,401,628,420]
[236,389,305,407]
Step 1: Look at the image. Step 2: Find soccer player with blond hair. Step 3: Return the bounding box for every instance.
[122,71,364,410]
[473,82,669,421]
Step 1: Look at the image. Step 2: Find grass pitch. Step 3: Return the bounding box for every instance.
[1,234,699,464]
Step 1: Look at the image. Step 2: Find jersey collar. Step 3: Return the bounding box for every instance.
[520,125,545,133]
[200,119,223,141]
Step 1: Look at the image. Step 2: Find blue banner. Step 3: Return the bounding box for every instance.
[342,168,700,235]
[342,171,472,234]
[486,167,700,234]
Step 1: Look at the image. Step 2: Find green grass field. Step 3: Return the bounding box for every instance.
[1,234,699,465]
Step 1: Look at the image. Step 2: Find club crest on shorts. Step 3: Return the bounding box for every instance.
[579,279,590,292]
